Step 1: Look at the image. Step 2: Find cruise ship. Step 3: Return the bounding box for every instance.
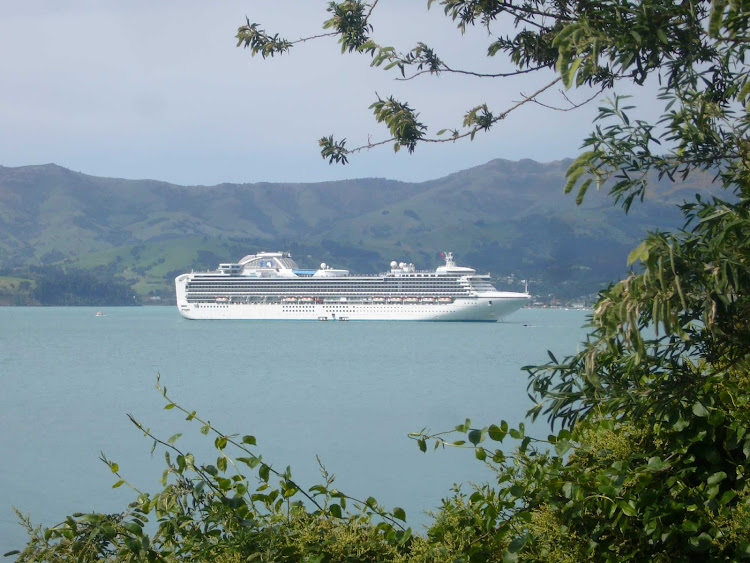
[175,251,530,321]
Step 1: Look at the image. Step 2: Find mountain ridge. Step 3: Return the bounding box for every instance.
[0,159,717,304]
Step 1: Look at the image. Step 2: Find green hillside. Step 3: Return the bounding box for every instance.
[0,160,716,305]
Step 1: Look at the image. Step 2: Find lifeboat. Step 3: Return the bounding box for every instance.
[299,297,314,303]
[388,297,403,303]
[421,297,436,303]
[372,297,386,303]
[438,296,453,303]
[404,297,419,303]
[283,297,297,303]
[215,296,229,303]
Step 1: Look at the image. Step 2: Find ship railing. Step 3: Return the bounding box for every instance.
[185,293,473,305]
[186,291,470,299]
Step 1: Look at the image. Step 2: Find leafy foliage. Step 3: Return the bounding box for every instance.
[238,0,750,560]
[10,0,750,560]
[9,377,413,562]
[235,20,292,58]
[31,266,136,306]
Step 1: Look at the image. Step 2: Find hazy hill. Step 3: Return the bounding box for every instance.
[0,160,718,303]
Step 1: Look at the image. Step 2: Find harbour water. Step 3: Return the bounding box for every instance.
[0,306,589,552]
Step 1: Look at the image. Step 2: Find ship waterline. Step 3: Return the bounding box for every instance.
[175,251,530,321]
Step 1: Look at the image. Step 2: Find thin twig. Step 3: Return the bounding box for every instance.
[396,63,550,81]
[154,387,326,512]
[364,0,379,25]
[531,86,605,111]
[155,381,407,529]
[290,32,338,45]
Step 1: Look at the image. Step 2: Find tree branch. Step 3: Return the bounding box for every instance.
[396,62,550,81]
[531,86,605,111]
[342,76,562,157]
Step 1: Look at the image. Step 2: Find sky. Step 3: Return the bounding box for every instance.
[1,1,658,186]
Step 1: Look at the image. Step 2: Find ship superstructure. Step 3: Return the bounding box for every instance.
[175,251,529,321]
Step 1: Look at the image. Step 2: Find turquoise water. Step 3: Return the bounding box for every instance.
[0,306,589,551]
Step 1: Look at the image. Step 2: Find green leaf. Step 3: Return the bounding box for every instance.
[690,532,713,550]
[507,535,528,553]
[692,402,709,417]
[627,241,650,265]
[562,482,575,498]
[647,456,666,471]
[555,440,571,456]
[707,471,727,486]
[510,484,525,498]
[242,435,257,446]
[575,178,593,205]
[708,410,725,426]
[719,490,737,505]
[619,500,637,517]
[563,56,583,89]
[739,81,750,103]
[563,166,585,195]
[393,506,406,521]
[164,403,175,410]
[167,433,182,445]
[122,521,142,535]
[112,479,125,489]
[329,503,342,518]
[673,418,690,432]
[259,464,270,482]
[681,520,699,533]
[709,0,728,37]
[468,429,483,445]
[488,424,507,442]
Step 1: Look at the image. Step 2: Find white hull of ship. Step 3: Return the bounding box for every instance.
[177,294,527,322]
